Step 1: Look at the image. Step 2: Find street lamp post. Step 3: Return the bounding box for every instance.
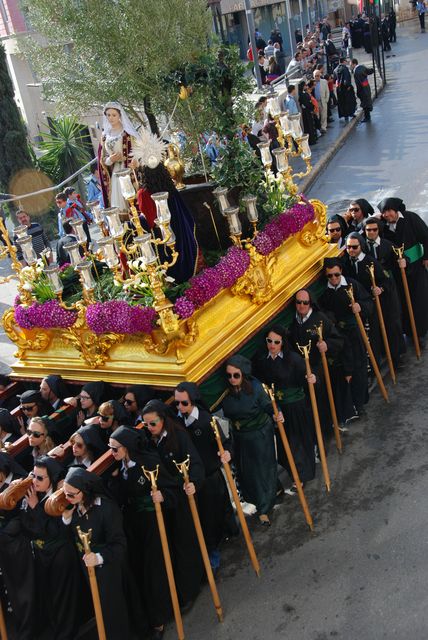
[285,0,296,55]
[244,0,264,91]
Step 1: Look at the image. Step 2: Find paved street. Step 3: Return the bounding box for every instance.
[180,19,428,640]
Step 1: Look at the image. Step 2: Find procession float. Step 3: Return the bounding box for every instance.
[0,59,338,403]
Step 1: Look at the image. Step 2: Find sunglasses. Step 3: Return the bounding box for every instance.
[326,272,341,278]
[328,226,341,232]
[31,472,48,482]
[266,338,281,344]
[296,300,310,305]
[97,414,112,422]
[174,400,190,407]
[72,442,84,449]
[347,245,360,250]
[143,417,161,428]
[79,395,91,400]
[108,445,123,452]
[227,372,242,379]
[21,405,36,412]
[365,227,378,233]
[26,429,44,438]
[123,398,135,405]
[64,490,81,498]
[348,207,360,213]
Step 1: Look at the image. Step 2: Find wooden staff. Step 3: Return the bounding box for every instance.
[262,384,314,531]
[367,263,396,384]
[210,418,261,577]
[393,244,421,359]
[174,456,223,622]
[76,527,106,640]
[296,342,331,492]
[345,285,389,402]
[142,465,185,640]
[0,598,8,640]
[313,323,343,453]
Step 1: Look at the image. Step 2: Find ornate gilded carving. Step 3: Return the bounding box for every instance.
[143,312,198,364]
[298,199,329,247]
[2,307,51,358]
[62,302,124,369]
[231,244,277,305]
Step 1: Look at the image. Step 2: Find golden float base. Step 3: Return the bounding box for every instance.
[5,201,338,388]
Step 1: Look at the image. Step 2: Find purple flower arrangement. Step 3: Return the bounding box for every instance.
[253,202,315,255]
[14,300,77,330]
[86,300,157,335]
[174,246,250,317]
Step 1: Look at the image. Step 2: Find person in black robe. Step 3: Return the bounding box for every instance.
[298,80,317,145]
[378,197,428,341]
[69,423,108,469]
[288,289,346,434]
[96,399,130,445]
[109,426,174,639]
[333,58,356,120]
[351,59,374,121]
[319,258,373,417]
[123,384,155,426]
[21,456,84,639]
[174,382,237,568]
[16,389,54,430]
[326,214,349,250]
[0,407,21,446]
[76,381,108,427]
[62,466,134,640]
[363,216,397,271]
[344,198,375,233]
[0,452,35,640]
[381,18,391,51]
[252,328,316,493]
[39,375,77,443]
[0,375,19,412]
[143,399,205,609]
[389,9,397,42]
[219,355,278,523]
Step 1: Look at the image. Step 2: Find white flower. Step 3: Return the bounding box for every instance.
[22,283,33,291]
[113,279,121,288]
[165,276,175,283]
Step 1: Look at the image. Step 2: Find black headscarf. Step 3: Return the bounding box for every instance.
[323,257,343,270]
[225,355,252,376]
[17,389,43,404]
[364,216,385,235]
[75,424,108,458]
[263,323,291,354]
[0,451,27,478]
[351,198,374,218]
[43,375,67,400]
[110,426,146,458]
[81,381,106,407]
[0,408,20,434]
[142,399,175,421]
[125,385,154,410]
[346,231,368,253]
[326,214,348,237]
[64,466,105,496]
[34,455,64,489]
[174,382,209,411]
[377,197,406,214]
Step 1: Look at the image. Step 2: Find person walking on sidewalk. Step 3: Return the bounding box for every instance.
[416,0,426,32]
[333,57,356,122]
[351,58,374,122]
[313,69,330,134]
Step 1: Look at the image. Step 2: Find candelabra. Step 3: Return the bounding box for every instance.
[116,168,146,237]
[212,187,231,216]
[87,199,109,237]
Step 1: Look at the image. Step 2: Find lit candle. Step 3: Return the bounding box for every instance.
[104,207,123,238]
[298,134,312,159]
[288,114,303,139]
[151,192,171,223]
[268,93,281,118]
[63,241,82,267]
[69,219,87,245]
[241,195,259,223]
[45,264,63,294]
[116,169,136,199]
[257,141,272,168]
[212,187,230,216]
[16,235,37,265]
[134,234,157,265]
[97,237,119,268]
[272,148,289,173]
[76,261,96,291]
[224,206,242,235]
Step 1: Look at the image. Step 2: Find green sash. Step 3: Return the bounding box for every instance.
[233,412,270,432]
[275,386,305,404]
[404,243,424,263]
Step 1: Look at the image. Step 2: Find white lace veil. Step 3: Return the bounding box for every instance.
[102,101,140,138]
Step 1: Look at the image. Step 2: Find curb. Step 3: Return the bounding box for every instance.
[300,79,385,194]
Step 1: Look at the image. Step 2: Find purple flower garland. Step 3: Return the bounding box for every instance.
[86,300,157,335]
[174,202,315,318]
[14,300,77,330]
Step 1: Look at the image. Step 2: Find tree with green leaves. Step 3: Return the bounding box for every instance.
[20,0,212,133]
[36,116,92,183]
[0,43,33,194]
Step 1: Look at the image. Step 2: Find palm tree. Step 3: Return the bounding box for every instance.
[37,116,92,184]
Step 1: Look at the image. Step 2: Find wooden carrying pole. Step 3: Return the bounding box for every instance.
[296,343,331,492]
[314,323,343,453]
[142,465,185,640]
[174,456,224,622]
[393,245,421,359]
[210,418,261,577]
[345,285,389,402]
[262,384,314,530]
[76,527,107,640]
[0,599,8,640]
[367,263,396,384]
